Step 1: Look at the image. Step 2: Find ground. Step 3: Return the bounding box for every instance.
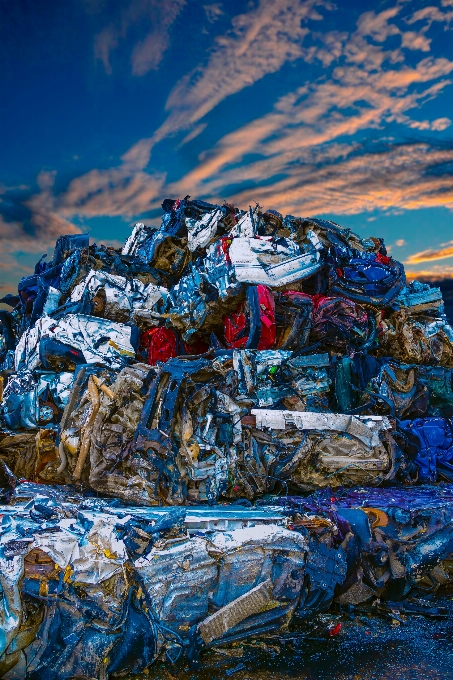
[137,591,453,680]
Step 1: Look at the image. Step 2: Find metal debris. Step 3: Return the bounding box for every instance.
[1,196,453,677]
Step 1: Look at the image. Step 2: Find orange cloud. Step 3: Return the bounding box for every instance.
[148,2,453,151]
[130,1,185,76]
[166,138,453,218]
[408,5,453,26]
[0,170,81,258]
[406,267,453,280]
[170,54,453,196]
[406,245,453,264]
[7,1,453,258]
[356,7,400,42]
[151,0,330,144]
[59,139,165,217]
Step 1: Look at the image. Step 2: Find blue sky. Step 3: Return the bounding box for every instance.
[1,0,453,293]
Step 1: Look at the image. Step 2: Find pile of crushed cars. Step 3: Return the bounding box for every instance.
[1,197,453,678]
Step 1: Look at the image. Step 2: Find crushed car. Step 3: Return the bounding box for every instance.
[0,195,453,677]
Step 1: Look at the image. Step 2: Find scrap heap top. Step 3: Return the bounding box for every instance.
[0,196,452,504]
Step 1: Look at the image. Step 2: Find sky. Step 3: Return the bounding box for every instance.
[1,0,453,295]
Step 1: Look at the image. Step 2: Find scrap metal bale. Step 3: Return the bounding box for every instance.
[377,309,453,368]
[1,194,453,677]
[251,410,398,489]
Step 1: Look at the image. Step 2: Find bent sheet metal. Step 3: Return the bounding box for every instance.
[0,195,453,677]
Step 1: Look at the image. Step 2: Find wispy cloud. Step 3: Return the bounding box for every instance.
[150,0,331,145]
[50,138,453,228]
[0,254,33,274]
[44,0,335,222]
[50,2,453,225]
[163,4,453,212]
[94,27,118,75]
[94,0,185,76]
[172,53,453,195]
[407,4,453,27]
[0,172,80,256]
[204,4,224,24]
[0,253,34,296]
[209,142,453,216]
[406,266,453,279]
[59,140,165,217]
[406,244,453,264]
[4,0,453,279]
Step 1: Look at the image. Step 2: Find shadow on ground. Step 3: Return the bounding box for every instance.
[138,592,453,680]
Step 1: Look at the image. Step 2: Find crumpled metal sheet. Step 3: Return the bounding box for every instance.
[0,486,312,676]
[233,349,331,409]
[56,354,397,502]
[1,194,453,676]
[186,206,225,251]
[226,231,322,287]
[395,279,444,313]
[378,309,453,368]
[2,482,453,676]
[2,371,74,430]
[15,314,138,372]
[69,269,168,325]
[251,411,391,447]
